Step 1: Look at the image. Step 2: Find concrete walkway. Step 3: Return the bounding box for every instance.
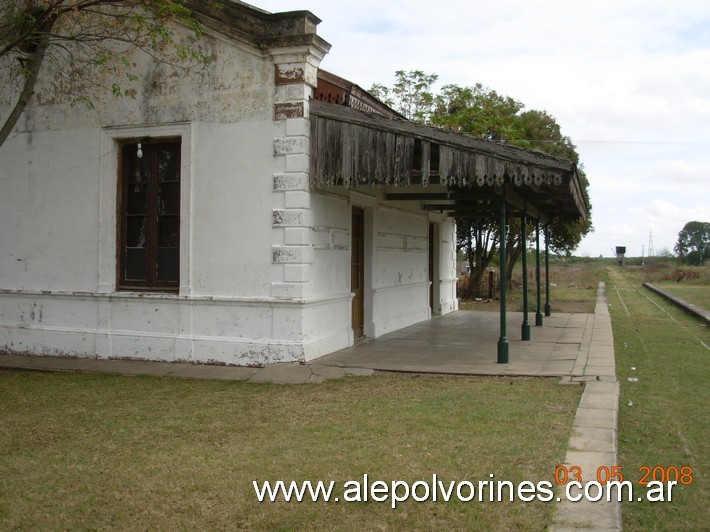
[0,351,375,384]
[0,283,620,530]
[550,282,620,531]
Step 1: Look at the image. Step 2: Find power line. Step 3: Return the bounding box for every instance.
[575,140,710,145]
[508,139,710,145]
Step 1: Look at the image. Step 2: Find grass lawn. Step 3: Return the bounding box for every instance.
[0,371,581,530]
[460,260,608,314]
[607,267,709,531]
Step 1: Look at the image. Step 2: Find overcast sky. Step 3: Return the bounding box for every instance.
[258,0,710,257]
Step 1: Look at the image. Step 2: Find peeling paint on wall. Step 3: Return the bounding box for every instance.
[275,65,305,85]
[274,102,304,120]
[273,136,308,156]
[272,246,313,264]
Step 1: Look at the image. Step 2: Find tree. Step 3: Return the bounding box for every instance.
[432,80,591,294]
[370,69,438,123]
[371,71,593,297]
[674,221,710,265]
[457,218,498,297]
[516,109,578,162]
[432,83,526,141]
[0,0,205,147]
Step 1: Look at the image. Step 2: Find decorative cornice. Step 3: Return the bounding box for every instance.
[186,1,331,55]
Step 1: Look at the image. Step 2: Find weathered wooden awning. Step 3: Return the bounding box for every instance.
[309,98,588,224]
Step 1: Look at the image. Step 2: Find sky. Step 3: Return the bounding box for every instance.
[257,0,710,257]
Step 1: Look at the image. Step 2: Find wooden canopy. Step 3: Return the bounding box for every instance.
[309,96,588,224]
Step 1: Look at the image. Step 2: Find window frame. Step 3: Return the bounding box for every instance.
[116,137,182,292]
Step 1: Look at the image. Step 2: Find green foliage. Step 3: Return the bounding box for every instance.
[517,110,579,163]
[0,0,208,146]
[674,221,710,264]
[369,70,438,122]
[548,213,592,256]
[432,83,525,140]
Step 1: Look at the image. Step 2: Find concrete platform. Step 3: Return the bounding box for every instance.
[643,282,710,324]
[316,309,598,378]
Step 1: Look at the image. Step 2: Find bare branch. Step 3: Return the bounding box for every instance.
[0,7,57,145]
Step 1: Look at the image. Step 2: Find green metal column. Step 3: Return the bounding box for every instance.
[535,222,543,326]
[497,196,509,363]
[521,208,530,341]
[544,223,551,317]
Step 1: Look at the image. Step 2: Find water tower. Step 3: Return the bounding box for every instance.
[616,246,626,266]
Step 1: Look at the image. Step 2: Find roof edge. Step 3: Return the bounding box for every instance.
[310,99,575,172]
[315,69,406,120]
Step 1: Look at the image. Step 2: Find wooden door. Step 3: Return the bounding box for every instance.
[351,207,365,338]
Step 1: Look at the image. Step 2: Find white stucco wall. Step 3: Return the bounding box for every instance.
[371,206,430,336]
[0,20,323,365]
[0,128,102,292]
[301,188,459,360]
[189,120,275,298]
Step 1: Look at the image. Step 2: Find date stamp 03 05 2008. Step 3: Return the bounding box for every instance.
[554,465,694,486]
[554,465,693,503]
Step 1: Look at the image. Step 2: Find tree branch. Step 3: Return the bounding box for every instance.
[1,0,205,147]
[0,9,58,146]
